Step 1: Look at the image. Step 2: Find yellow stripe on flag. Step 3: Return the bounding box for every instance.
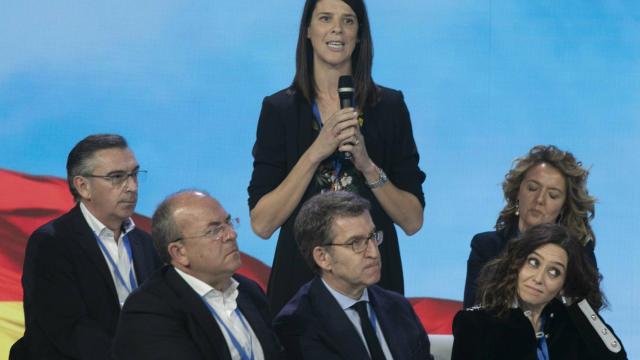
[0,302,24,359]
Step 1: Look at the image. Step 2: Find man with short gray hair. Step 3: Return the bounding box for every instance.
[274,191,432,359]
[11,134,162,360]
[112,190,284,359]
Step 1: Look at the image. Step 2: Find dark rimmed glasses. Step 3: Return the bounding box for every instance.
[325,230,383,253]
[83,169,147,187]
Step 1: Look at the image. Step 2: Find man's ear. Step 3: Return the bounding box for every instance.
[73,176,92,200]
[168,242,189,267]
[313,246,332,272]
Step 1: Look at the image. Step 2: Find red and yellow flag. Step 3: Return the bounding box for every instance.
[0,168,459,358]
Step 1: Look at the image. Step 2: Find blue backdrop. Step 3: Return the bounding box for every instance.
[2,0,638,356]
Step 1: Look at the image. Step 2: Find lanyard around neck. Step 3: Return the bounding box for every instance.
[311,101,343,179]
[356,301,379,333]
[202,299,255,360]
[536,315,550,360]
[94,232,137,294]
[368,302,378,332]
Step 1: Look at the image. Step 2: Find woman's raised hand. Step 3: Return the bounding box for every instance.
[339,120,373,173]
[307,107,360,163]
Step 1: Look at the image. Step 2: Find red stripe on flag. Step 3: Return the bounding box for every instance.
[0,168,271,299]
[0,168,460,334]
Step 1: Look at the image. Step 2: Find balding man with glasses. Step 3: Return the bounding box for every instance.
[11,134,162,360]
[112,190,285,360]
[274,191,433,360]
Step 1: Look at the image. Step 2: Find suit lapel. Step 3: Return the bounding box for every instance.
[67,205,119,305]
[310,278,371,358]
[166,267,232,360]
[369,287,405,359]
[128,231,149,283]
[236,284,273,359]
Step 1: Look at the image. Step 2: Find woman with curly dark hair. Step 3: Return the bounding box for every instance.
[452,223,626,360]
[463,144,597,307]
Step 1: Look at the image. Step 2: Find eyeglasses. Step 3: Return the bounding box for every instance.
[83,169,147,187]
[325,230,383,253]
[172,215,240,243]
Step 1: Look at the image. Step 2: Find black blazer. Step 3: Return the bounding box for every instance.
[462,230,511,308]
[11,205,162,360]
[112,266,285,360]
[451,299,627,360]
[248,86,426,315]
[463,230,597,308]
[273,277,432,360]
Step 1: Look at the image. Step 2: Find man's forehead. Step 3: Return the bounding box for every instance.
[331,212,373,236]
[91,148,138,171]
[173,195,226,224]
[333,210,372,224]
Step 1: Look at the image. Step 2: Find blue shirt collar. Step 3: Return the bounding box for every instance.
[320,277,370,311]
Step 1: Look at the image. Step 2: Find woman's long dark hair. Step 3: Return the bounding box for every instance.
[291,0,378,110]
[477,223,604,318]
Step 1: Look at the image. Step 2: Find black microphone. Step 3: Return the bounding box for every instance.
[338,75,355,109]
[338,75,355,159]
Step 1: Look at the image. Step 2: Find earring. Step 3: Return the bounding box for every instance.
[515,200,520,216]
[559,291,572,305]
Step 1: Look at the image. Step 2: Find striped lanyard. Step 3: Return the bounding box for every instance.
[202,299,255,360]
[94,232,137,294]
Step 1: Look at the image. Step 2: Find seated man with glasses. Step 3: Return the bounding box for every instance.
[11,134,162,360]
[112,190,285,360]
[273,191,433,360]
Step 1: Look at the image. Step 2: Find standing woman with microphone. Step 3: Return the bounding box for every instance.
[248,0,426,314]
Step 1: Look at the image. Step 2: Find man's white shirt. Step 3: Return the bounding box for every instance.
[80,202,137,307]
[175,268,265,360]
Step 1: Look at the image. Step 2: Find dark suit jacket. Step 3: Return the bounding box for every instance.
[463,230,597,308]
[112,266,285,360]
[451,299,627,360]
[273,277,431,360]
[462,230,511,308]
[10,205,162,360]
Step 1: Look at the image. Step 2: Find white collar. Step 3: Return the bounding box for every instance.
[174,267,239,300]
[79,201,135,237]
